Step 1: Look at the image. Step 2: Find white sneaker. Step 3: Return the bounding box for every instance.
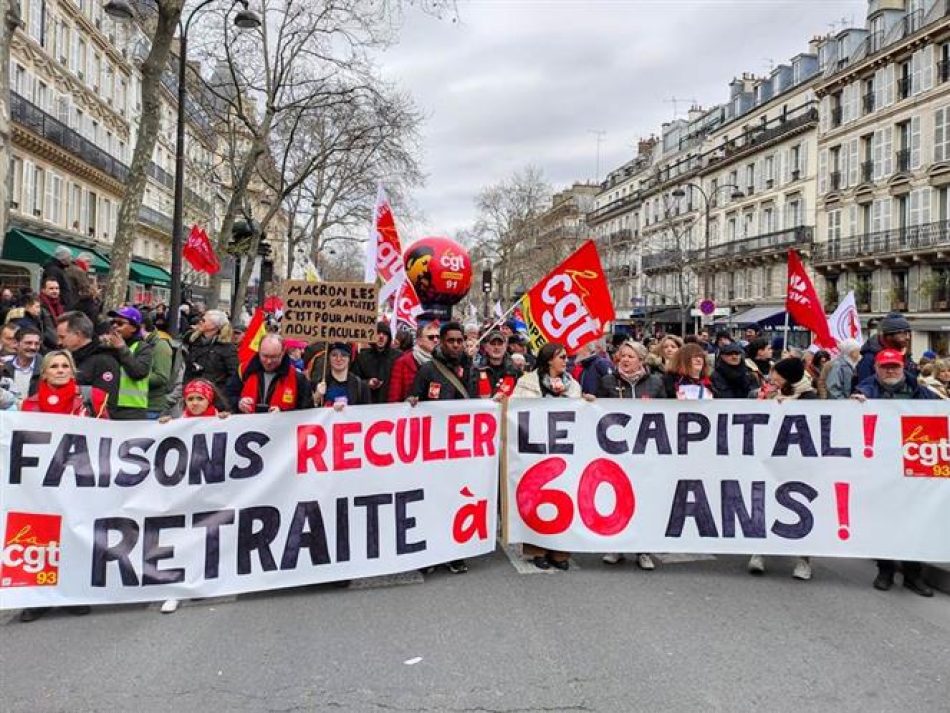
[636,553,655,571]
[602,553,625,565]
[160,599,180,614]
[793,558,812,581]
[748,555,765,574]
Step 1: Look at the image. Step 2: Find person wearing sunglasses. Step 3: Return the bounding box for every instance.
[387,321,440,403]
[100,306,154,421]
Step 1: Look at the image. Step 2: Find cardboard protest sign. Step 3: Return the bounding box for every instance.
[280,280,379,342]
[0,403,499,607]
[506,399,950,561]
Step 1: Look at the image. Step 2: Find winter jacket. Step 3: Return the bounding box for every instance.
[351,341,400,404]
[388,350,424,403]
[856,335,918,383]
[512,369,582,399]
[920,375,950,399]
[473,356,520,398]
[663,372,714,399]
[145,330,174,412]
[317,372,371,407]
[70,339,120,402]
[64,263,93,308]
[240,353,314,411]
[710,361,759,399]
[182,331,240,409]
[854,373,938,400]
[825,355,857,399]
[596,370,665,399]
[409,348,473,401]
[42,258,74,309]
[578,353,614,395]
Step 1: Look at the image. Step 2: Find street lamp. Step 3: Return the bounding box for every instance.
[105,0,261,335]
[671,182,744,304]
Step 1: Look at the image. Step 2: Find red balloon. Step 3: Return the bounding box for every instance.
[403,236,472,306]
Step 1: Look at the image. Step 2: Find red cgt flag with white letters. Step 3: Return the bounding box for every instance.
[785,249,836,349]
[518,240,614,356]
[183,224,220,274]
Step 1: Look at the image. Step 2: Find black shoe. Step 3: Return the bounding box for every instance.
[446,559,468,574]
[531,556,551,570]
[904,578,934,598]
[546,556,570,571]
[873,572,893,591]
[19,607,50,623]
[332,579,352,589]
[65,605,91,616]
[418,566,436,575]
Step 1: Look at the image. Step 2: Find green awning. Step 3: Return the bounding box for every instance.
[129,260,171,288]
[2,229,110,272]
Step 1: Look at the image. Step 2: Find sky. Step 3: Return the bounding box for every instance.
[379,0,866,239]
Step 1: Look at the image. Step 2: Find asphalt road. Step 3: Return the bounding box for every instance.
[2,549,949,713]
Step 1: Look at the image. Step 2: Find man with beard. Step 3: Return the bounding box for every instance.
[408,320,473,575]
[352,321,399,404]
[473,329,519,398]
[856,312,915,382]
[711,342,759,398]
[853,349,937,597]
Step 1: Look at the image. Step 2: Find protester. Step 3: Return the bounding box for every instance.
[856,312,915,382]
[651,334,683,374]
[713,330,734,352]
[101,306,154,421]
[42,245,74,309]
[395,328,414,353]
[142,314,173,419]
[509,352,527,375]
[920,358,950,399]
[388,322,438,403]
[512,341,583,570]
[1,322,19,357]
[464,322,481,362]
[239,334,313,413]
[853,349,937,596]
[507,333,535,371]
[745,337,773,379]
[55,311,120,402]
[408,321,474,574]
[473,329,519,398]
[0,286,15,324]
[697,329,715,354]
[17,295,57,351]
[825,338,861,399]
[711,342,758,399]
[352,322,399,404]
[576,337,613,395]
[808,349,831,391]
[0,326,42,401]
[39,279,65,343]
[314,342,370,409]
[748,356,816,580]
[596,340,664,570]
[285,339,306,371]
[65,253,93,311]
[663,343,713,399]
[182,309,239,409]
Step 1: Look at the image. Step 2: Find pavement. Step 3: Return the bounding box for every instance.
[2,547,950,713]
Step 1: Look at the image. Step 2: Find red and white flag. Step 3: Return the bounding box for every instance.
[785,249,836,349]
[364,184,406,305]
[183,224,220,274]
[827,291,863,345]
[391,275,423,333]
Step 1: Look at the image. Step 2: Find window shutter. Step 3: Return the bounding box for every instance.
[23,162,33,213]
[875,68,884,108]
[921,186,932,225]
[800,143,808,176]
[819,149,828,194]
[936,107,946,162]
[912,50,922,96]
[911,115,921,168]
[820,95,829,133]
[923,45,935,91]
[884,64,895,106]
[849,204,857,237]
[849,138,859,186]
[882,197,892,230]
[910,189,921,226]
[872,129,883,179]
[882,127,893,176]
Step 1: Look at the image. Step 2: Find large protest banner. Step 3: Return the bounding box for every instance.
[0,402,499,608]
[506,399,950,561]
[280,280,379,342]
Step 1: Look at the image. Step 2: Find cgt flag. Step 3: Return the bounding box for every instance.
[391,275,423,334]
[518,240,614,356]
[364,184,406,305]
[183,225,220,274]
[786,249,836,349]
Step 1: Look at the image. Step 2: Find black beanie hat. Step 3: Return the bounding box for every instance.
[773,357,805,384]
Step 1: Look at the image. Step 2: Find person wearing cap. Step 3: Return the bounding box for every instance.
[284,339,307,371]
[42,245,75,310]
[711,342,760,399]
[853,348,937,596]
[314,342,370,409]
[352,321,399,404]
[856,312,915,383]
[239,334,313,413]
[507,333,536,371]
[101,306,154,421]
[748,356,817,580]
[474,329,519,399]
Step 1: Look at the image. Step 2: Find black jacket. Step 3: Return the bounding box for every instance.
[352,341,400,404]
[597,371,666,399]
[474,355,521,397]
[410,348,473,401]
[319,372,371,407]
[711,361,759,399]
[71,339,120,402]
[42,258,74,309]
[182,331,240,408]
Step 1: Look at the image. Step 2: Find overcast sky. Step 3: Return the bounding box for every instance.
[379,0,866,239]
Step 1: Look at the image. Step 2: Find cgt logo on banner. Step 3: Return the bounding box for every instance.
[505,399,950,562]
[0,403,499,609]
[902,416,950,477]
[1,512,61,587]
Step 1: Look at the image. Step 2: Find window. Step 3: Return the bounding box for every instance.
[86,191,97,236]
[899,60,911,99]
[33,80,47,112]
[745,163,755,193]
[57,20,69,63]
[864,76,875,113]
[49,173,62,225]
[935,106,950,161]
[77,38,87,79]
[828,209,842,242]
[9,156,22,209]
[70,183,81,229]
[32,166,45,217]
[27,0,45,45]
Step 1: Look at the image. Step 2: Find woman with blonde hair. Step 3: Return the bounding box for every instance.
[20,350,108,418]
[921,358,950,399]
[649,334,683,374]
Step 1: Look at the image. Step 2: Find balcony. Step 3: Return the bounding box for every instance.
[898,75,911,100]
[693,226,813,266]
[708,107,818,171]
[138,204,173,233]
[813,220,950,266]
[147,161,174,190]
[185,187,211,215]
[895,148,911,173]
[861,160,874,183]
[941,59,950,83]
[10,92,129,184]
[641,249,681,273]
[863,92,875,114]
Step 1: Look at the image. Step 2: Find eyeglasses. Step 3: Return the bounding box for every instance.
[422,334,439,342]
[554,353,567,360]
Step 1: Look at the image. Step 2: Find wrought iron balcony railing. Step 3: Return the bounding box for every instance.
[813,220,950,263]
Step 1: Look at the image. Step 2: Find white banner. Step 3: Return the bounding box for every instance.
[0,402,500,609]
[506,399,950,561]
[827,290,863,345]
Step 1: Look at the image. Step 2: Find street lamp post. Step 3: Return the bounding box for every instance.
[671,181,745,306]
[104,0,260,335]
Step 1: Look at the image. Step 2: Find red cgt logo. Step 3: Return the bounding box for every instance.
[1,512,62,587]
[901,416,950,478]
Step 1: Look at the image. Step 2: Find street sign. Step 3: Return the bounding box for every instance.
[699,299,716,316]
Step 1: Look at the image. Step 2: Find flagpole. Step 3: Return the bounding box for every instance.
[477,299,522,345]
[781,311,790,355]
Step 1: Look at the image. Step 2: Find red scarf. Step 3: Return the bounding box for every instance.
[40,293,63,319]
[35,379,83,415]
[240,369,299,411]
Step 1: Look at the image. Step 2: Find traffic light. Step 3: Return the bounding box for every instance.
[482,268,492,294]
[257,238,272,258]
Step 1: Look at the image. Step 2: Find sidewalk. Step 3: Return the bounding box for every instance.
[925,564,950,594]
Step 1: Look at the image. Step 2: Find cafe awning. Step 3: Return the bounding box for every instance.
[129,260,172,288]
[715,305,787,327]
[2,229,110,272]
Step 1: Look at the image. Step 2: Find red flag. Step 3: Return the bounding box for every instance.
[183,225,220,274]
[238,308,267,369]
[785,250,836,349]
[364,185,405,304]
[391,275,422,333]
[518,240,614,356]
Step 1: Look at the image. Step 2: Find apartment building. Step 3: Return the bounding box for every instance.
[814,0,950,355]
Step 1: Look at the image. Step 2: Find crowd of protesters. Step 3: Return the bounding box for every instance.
[4,249,948,621]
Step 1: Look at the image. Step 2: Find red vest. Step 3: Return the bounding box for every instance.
[240,370,300,411]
